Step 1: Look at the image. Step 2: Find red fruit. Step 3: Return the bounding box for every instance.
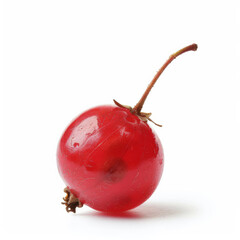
[57,105,164,212]
[57,44,198,213]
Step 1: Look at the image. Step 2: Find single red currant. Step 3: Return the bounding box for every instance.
[57,44,198,213]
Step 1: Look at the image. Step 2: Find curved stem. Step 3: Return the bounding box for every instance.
[132,44,198,114]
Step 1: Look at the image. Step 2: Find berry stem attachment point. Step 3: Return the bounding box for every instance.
[132,44,198,115]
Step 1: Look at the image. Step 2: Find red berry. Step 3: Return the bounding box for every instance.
[57,44,198,213]
[57,105,164,212]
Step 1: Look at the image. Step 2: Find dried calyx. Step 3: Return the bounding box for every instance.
[61,187,83,213]
[114,43,198,127]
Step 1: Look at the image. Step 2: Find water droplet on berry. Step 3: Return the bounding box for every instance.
[73,142,79,147]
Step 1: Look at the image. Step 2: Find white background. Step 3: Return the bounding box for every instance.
[1,0,240,239]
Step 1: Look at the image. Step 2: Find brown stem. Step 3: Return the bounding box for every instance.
[132,44,198,114]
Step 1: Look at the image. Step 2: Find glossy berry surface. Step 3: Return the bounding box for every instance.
[57,105,164,212]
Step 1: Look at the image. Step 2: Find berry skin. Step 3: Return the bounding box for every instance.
[57,43,197,213]
[57,105,164,212]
